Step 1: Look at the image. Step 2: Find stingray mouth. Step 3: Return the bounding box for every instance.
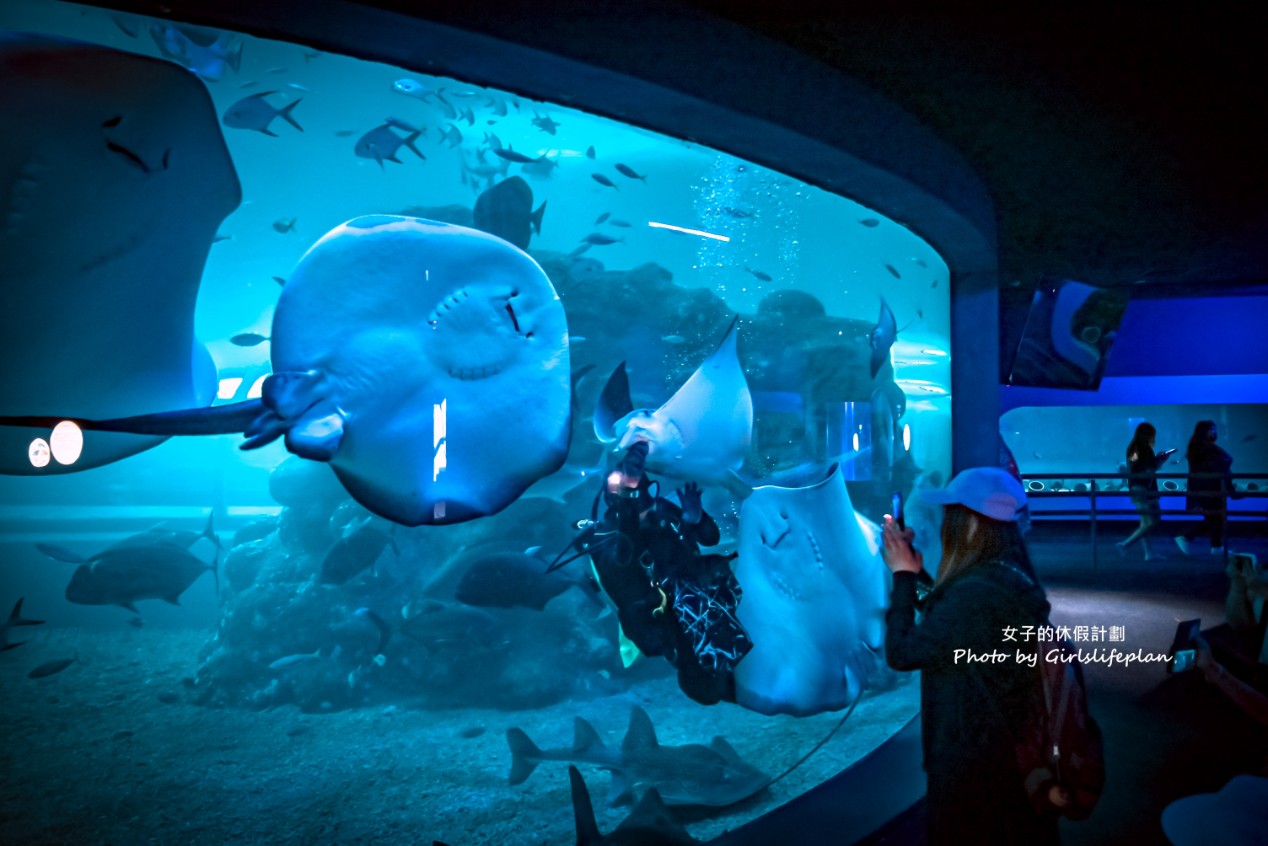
[427,285,529,380]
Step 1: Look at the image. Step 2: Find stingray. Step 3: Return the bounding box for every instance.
[732,463,891,716]
[1,217,572,526]
[0,35,240,475]
[593,318,752,485]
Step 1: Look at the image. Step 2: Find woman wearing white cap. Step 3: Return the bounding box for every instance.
[881,466,1059,845]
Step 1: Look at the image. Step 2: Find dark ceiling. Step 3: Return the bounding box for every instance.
[87,0,1268,298]
[679,0,1268,295]
[398,0,1268,295]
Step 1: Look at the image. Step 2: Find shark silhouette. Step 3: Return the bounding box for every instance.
[507,705,770,808]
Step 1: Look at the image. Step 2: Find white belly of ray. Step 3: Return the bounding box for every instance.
[733,464,890,716]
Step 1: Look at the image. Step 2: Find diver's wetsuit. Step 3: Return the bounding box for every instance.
[591,473,750,705]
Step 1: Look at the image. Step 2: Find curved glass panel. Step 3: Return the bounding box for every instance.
[0,2,950,843]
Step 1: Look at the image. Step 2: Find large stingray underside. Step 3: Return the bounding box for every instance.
[594,318,752,485]
[0,34,239,475]
[0,215,571,525]
[733,464,891,716]
[251,216,571,525]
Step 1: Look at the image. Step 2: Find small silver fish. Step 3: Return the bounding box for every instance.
[392,78,434,101]
[268,649,321,670]
[662,334,686,344]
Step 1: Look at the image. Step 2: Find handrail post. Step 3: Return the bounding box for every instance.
[1090,479,1098,572]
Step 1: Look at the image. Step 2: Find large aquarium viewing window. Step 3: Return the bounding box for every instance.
[0,2,951,843]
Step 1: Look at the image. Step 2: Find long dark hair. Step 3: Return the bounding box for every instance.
[1127,422,1156,463]
[1186,420,1217,462]
[936,503,1035,586]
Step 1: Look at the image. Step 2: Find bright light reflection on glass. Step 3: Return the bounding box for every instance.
[50,420,84,465]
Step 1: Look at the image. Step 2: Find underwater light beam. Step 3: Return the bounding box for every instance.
[647,221,730,242]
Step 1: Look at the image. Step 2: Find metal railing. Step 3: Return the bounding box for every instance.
[1018,472,1268,569]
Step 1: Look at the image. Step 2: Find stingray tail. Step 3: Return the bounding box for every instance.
[0,400,265,437]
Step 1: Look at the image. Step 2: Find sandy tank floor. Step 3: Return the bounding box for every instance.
[0,627,919,845]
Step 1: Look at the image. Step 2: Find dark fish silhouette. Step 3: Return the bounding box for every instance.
[319,517,394,585]
[591,174,619,190]
[585,145,596,159]
[507,705,771,807]
[581,233,622,246]
[454,549,592,611]
[614,163,646,181]
[744,264,772,282]
[355,124,424,167]
[567,766,699,845]
[28,656,76,679]
[37,512,221,564]
[595,212,610,225]
[1,598,43,651]
[472,176,546,251]
[64,545,218,613]
[885,263,901,279]
[231,333,269,347]
[531,113,560,135]
[721,207,752,219]
[221,91,302,136]
[272,217,297,233]
[492,146,539,164]
[858,218,880,228]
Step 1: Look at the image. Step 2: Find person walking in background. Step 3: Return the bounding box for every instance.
[1176,420,1234,556]
[881,467,1060,845]
[1117,421,1176,560]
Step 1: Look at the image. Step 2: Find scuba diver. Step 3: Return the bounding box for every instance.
[552,441,751,705]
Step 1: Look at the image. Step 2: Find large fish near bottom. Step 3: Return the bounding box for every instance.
[507,705,770,807]
[63,545,218,613]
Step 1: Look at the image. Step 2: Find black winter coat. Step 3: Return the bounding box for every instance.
[886,560,1058,845]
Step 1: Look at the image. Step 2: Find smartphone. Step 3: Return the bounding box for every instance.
[891,491,905,531]
[1169,618,1201,673]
